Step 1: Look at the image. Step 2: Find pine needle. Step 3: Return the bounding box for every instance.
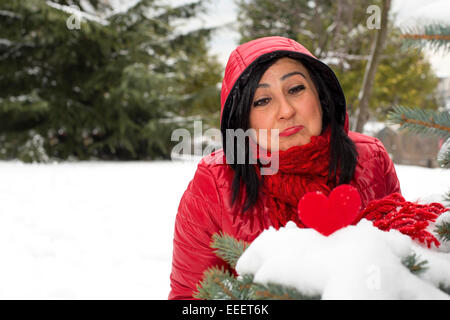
[387,105,450,139]
[435,221,450,243]
[210,232,250,269]
[401,23,450,53]
[401,252,429,275]
[252,282,320,300]
[194,266,239,300]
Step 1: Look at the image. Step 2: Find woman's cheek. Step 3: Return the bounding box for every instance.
[256,128,280,152]
[258,129,272,150]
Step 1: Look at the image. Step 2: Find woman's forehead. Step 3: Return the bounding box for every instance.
[260,57,310,81]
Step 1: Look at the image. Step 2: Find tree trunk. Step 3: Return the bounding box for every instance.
[354,0,391,133]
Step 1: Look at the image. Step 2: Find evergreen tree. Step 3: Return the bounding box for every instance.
[0,0,222,162]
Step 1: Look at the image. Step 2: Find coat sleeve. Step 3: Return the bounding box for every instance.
[376,140,402,196]
[168,163,227,300]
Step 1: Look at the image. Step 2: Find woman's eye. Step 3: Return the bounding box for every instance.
[288,85,305,94]
[253,98,270,107]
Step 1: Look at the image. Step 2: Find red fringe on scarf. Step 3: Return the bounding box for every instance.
[359,193,449,248]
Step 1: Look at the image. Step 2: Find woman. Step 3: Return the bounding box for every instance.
[168,36,402,299]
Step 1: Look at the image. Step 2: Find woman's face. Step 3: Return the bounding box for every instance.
[249,57,322,152]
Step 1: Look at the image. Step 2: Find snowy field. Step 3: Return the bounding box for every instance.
[0,159,448,299]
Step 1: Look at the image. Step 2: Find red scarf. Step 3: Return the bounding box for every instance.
[252,127,335,229]
[250,128,448,247]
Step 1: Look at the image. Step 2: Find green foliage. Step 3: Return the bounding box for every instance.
[435,221,450,243]
[235,0,381,59]
[332,28,440,118]
[194,265,318,300]
[194,266,255,300]
[387,106,450,139]
[438,145,450,169]
[395,18,450,205]
[0,0,222,162]
[439,283,450,295]
[196,232,319,300]
[211,232,250,269]
[251,282,320,300]
[370,33,439,117]
[401,252,429,275]
[401,23,450,53]
[47,0,112,12]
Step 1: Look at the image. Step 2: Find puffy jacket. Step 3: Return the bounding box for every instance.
[168,37,401,300]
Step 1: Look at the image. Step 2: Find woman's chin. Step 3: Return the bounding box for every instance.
[278,134,311,150]
[257,132,313,152]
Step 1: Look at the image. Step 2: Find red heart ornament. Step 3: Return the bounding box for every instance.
[298,184,362,236]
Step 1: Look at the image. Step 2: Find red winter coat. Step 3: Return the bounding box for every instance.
[168,37,401,300]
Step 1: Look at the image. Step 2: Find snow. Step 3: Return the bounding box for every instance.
[236,218,450,300]
[395,164,450,205]
[46,1,108,25]
[362,120,389,137]
[0,159,448,299]
[0,160,194,299]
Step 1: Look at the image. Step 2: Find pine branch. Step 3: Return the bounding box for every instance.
[438,138,450,168]
[402,34,450,41]
[387,106,450,139]
[194,266,242,300]
[401,23,450,53]
[438,149,450,168]
[210,232,250,269]
[435,221,450,243]
[196,233,321,300]
[439,283,450,295]
[195,267,266,300]
[195,265,320,300]
[445,190,450,204]
[401,252,429,275]
[251,282,320,300]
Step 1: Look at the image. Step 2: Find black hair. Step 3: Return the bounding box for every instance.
[220,51,358,213]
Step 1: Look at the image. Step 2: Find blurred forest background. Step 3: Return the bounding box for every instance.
[0,0,448,163]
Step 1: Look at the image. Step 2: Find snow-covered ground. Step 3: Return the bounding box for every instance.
[0,159,448,299]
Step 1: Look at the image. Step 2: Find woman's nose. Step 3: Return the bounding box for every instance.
[277,96,296,120]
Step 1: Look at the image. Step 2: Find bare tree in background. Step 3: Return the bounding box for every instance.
[354,0,391,133]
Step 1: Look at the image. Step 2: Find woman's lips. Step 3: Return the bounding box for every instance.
[279,125,304,137]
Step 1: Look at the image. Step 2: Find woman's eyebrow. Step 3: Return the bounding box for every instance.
[281,71,307,81]
[257,71,307,88]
